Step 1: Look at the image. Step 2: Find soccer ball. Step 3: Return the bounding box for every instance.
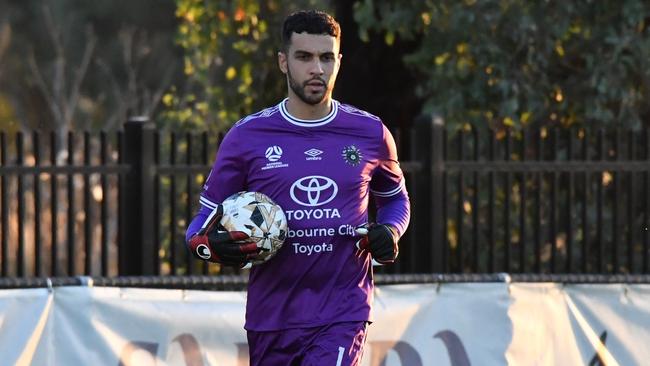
[220,191,288,265]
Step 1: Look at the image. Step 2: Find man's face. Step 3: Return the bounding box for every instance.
[278,32,342,105]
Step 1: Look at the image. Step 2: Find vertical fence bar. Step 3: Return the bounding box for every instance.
[582,128,589,273]
[456,130,464,272]
[16,132,25,276]
[441,127,448,272]
[488,129,496,272]
[117,131,124,275]
[596,129,605,273]
[504,130,511,273]
[534,129,542,272]
[472,127,479,272]
[170,132,178,274]
[50,132,58,275]
[645,128,650,273]
[120,118,156,275]
[434,117,446,272]
[33,131,42,276]
[627,131,635,273]
[415,114,444,272]
[185,132,194,274]
[153,132,161,275]
[550,128,558,273]
[100,132,109,276]
[83,132,92,274]
[201,131,210,275]
[401,128,412,273]
[67,132,75,275]
[566,128,574,273]
[519,129,528,272]
[414,116,430,272]
[0,133,6,276]
[613,129,620,272]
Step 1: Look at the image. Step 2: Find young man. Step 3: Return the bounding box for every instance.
[186,10,410,366]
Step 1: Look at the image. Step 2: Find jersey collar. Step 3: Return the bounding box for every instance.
[279,98,338,127]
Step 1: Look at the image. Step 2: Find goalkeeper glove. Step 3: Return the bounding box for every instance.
[355,223,399,265]
[187,205,258,267]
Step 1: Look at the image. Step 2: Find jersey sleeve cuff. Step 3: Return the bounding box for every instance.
[199,195,219,210]
[370,180,405,197]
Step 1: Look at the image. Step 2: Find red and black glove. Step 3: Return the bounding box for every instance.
[187,205,258,267]
[355,223,399,265]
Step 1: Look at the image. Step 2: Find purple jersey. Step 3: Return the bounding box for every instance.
[187,99,410,331]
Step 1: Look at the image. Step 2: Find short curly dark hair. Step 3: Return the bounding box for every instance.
[280,10,341,51]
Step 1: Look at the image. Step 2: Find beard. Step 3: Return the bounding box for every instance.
[287,67,329,105]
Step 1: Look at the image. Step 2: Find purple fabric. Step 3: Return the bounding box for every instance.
[186,99,410,331]
[247,321,368,366]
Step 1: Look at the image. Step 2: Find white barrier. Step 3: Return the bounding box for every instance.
[2,283,649,365]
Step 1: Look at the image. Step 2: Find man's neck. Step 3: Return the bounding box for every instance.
[285,96,332,120]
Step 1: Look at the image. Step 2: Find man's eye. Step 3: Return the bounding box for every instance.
[321,55,334,62]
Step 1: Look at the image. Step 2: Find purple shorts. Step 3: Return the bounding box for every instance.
[247,321,369,366]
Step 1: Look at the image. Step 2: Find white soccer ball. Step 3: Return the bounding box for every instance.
[220,191,288,265]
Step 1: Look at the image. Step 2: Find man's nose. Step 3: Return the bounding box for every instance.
[310,59,324,75]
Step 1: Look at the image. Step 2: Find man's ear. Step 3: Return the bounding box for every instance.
[278,51,288,74]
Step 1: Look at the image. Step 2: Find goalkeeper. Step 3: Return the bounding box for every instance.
[186,10,410,366]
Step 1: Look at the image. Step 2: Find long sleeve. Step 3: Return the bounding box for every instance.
[375,187,410,237]
[370,124,410,237]
[185,126,247,241]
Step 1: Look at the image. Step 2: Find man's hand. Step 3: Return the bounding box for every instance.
[355,223,399,264]
[187,205,258,266]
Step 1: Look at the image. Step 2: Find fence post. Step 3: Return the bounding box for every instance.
[415,114,445,272]
[120,117,156,275]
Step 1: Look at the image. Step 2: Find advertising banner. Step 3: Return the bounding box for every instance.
[1,283,649,365]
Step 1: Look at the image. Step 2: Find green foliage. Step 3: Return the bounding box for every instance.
[166,0,332,131]
[354,0,650,129]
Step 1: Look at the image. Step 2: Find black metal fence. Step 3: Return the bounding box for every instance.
[413,116,650,275]
[0,130,126,277]
[0,116,648,277]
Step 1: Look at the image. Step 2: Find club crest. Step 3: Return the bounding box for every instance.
[342,145,363,166]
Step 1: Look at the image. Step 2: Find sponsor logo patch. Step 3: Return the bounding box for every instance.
[265,146,283,161]
[304,148,323,161]
[342,145,362,166]
[290,175,338,207]
[196,244,211,260]
[262,145,289,170]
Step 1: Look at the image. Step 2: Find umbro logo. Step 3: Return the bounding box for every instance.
[304,148,323,161]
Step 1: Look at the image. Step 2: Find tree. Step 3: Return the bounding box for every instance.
[354,0,650,129]
[0,0,184,131]
[166,0,332,131]
[26,5,97,135]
